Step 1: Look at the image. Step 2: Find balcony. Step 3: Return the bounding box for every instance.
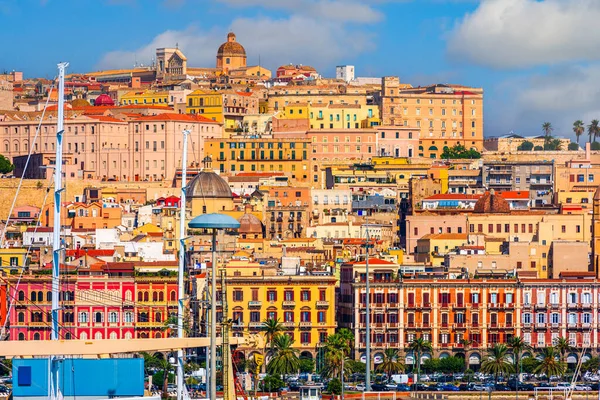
[535,323,546,329]
[282,300,296,307]
[454,323,466,329]
[387,323,398,329]
[454,303,466,309]
[249,322,262,329]
[299,321,312,328]
[283,321,295,329]
[535,303,547,310]
[488,303,504,310]
[440,303,450,309]
[248,301,262,307]
[567,303,578,310]
[233,321,245,329]
[316,300,329,308]
[405,303,419,309]
[387,303,399,309]
[422,303,432,309]
[29,321,48,327]
[567,323,578,330]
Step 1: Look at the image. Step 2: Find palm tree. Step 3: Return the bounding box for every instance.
[588,120,600,143]
[542,122,554,146]
[266,334,300,376]
[408,338,432,385]
[261,318,283,356]
[321,331,353,381]
[142,352,174,395]
[553,337,573,363]
[573,120,585,145]
[534,347,566,382]
[376,348,405,377]
[458,339,472,372]
[508,336,531,375]
[480,344,514,381]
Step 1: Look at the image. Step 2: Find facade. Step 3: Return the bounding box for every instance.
[336,65,355,83]
[217,260,337,360]
[483,160,554,205]
[380,77,484,158]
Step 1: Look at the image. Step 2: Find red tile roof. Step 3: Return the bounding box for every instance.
[133,113,218,123]
[66,249,114,258]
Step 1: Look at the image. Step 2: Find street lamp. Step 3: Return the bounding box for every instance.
[188,213,240,400]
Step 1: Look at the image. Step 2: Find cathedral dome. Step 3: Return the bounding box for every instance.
[217,32,247,57]
[94,94,114,106]
[187,171,232,199]
[473,190,510,214]
[238,213,263,234]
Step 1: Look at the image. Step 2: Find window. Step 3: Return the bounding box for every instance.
[78,312,89,323]
[108,311,118,323]
[233,290,243,302]
[301,332,311,344]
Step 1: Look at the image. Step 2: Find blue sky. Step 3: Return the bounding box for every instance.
[1,0,600,140]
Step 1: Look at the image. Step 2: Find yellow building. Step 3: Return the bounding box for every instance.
[186,90,224,122]
[278,103,381,130]
[120,90,170,106]
[219,260,337,359]
[0,248,29,271]
[204,137,311,181]
[415,233,469,266]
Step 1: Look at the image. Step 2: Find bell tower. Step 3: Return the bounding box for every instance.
[592,186,600,276]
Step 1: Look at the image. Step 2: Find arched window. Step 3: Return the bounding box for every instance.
[124,312,133,323]
[31,291,37,302]
[95,312,103,323]
[18,333,25,341]
[38,291,43,302]
[109,312,118,323]
[155,312,162,323]
[80,332,88,340]
[138,292,143,302]
[125,332,132,339]
[47,292,52,302]
[153,292,158,302]
[155,332,162,339]
[65,332,72,340]
[110,332,118,339]
[226,58,230,65]
[159,292,164,302]
[144,292,149,302]
[33,333,40,341]
[95,332,103,340]
[170,291,176,302]
[18,312,24,323]
[18,291,25,301]
[125,290,132,301]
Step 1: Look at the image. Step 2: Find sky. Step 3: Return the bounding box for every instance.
[1,0,599,140]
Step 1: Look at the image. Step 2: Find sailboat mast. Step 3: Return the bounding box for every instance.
[177,129,190,400]
[51,61,68,400]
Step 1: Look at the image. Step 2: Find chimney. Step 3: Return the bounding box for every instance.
[586,142,591,160]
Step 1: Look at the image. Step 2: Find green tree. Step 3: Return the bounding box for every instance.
[568,142,580,151]
[592,142,600,150]
[266,334,300,376]
[517,141,534,151]
[544,138,563,151]
[508,336,531,376]
[582,357,599,373]
[261,318,283,357]
[553,337,573,363]
[0,155,13,174]
[422,358,439,374]
[534,146,544,151]
[534,347,566,381]
[142,352,174,395]
[542,122,553,145]
[573,120,585,145]
[299,358,315,373]
[441,144,481,159]
[376,348,405,377]
[327,378,343,395]
[408,338,432,385]
[520,356,540,373]
[260,375,285,392]
[439,356,465,373]
[346,360,366,374]
[480,344,514,381]
[588,119,600,143]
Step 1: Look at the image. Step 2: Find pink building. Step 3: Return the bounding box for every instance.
[308,129,377,163]
[376,126,420,158]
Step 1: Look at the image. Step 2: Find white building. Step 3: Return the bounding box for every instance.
[336,65,355,82]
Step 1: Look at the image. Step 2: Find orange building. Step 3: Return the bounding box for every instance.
[41,202,122,230]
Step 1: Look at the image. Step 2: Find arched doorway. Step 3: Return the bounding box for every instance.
[469,352,481,371]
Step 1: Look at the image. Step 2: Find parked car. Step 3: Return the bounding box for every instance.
[575,384,592,391]
[411,383,430,391]
[441,384,460,391]
[355,384,366,391]
[556,382,572,389]
[494,384,511,391]
[396,384,411,392]
[458,384,470,391]
[469,384,487,391]
[371,384,389,392]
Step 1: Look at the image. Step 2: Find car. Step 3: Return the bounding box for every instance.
[441,384,460,391]
[386,383,398,390]
[575,384,592,391]
[396,384,411,392]
[494,384,511,391]
[458,384,470,391]
[470,384,487,391]
[411,383,430,391]
[420,375,432,382]
[371,384,389,392]
[556,382,572,389]
[355,384,366,391]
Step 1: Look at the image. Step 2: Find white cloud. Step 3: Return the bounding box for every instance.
[96,15,374,72]
[486,64,600,139]
[447,0,600,68]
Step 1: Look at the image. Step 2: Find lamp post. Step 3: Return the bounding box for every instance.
[188,213,240,400]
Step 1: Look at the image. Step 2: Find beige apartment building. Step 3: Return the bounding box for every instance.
[267,84,374,112]
[0,112,222,182]
[380,77,484,158]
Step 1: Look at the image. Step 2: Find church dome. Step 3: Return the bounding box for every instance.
[94,94,114,106]
[217,32,247,57]
[238,213,263,234]
[187,171,232,199]
[473,190,510,214]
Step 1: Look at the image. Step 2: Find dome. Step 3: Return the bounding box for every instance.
[217,32,246,57]
[187,171,232,199]
[474,190,510,214]
[238,213,263,234]
[94,94,114,106]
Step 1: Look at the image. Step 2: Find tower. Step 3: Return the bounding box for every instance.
[592,186,600,276]
[216,32,247,73]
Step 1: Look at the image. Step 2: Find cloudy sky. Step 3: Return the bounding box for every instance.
[1,0,599,140]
